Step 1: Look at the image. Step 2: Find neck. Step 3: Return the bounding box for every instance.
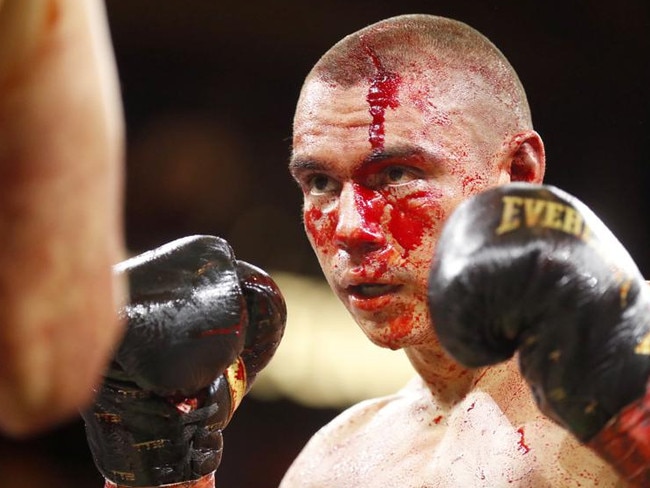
[104,473,215,488]
[405,344,532,418]
[404,342,483,409]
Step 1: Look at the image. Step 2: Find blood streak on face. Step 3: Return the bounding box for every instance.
[363,44,401,151]
[352,182,384,238]
[387,189,439,254]
[342,182,390,271]
[304,207,334,254]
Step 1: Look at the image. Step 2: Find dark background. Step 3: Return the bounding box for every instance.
[1,1,648,486]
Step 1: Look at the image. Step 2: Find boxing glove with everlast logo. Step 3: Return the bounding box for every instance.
[428,183,650,486]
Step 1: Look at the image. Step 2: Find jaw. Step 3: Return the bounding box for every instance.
[343,289,435,351]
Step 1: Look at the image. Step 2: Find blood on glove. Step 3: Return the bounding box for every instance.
[81,235,286,486]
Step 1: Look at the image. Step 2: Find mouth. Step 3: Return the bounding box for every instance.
[345,283,402,312]
[347,283,402,299]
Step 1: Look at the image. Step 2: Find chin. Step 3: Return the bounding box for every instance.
[356,321,415,350]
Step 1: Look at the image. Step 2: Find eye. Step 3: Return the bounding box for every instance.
[377,165,421,187]
[306,174,340,196]
[386,167,408,183]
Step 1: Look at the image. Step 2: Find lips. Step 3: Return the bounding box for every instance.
[345,283,402,312]
[348,283,401,298]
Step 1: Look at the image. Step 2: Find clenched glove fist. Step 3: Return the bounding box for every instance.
[81,235,286,486]
[428,183,650,485]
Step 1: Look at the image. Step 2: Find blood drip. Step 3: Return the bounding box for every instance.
[516,427,531,454]
[364,45,401,151]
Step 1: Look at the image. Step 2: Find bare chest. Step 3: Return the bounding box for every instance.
[315,393,541,488]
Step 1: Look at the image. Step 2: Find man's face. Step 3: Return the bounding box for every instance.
[290,73,508,350]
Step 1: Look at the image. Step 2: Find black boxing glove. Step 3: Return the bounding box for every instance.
[235,260,288,388]
[81,235,286,487]
[428,183,650,485]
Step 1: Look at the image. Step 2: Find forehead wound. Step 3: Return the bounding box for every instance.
[296,49,404,155]
[362,44,402,152]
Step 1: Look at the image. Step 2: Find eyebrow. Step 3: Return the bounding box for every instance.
[365,146,426,164]
[288,158,325,177]
[288,145,432,178]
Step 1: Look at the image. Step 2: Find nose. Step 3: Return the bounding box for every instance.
[334,183,386,253]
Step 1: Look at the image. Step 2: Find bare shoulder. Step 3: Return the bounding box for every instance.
[304,376,428,442]
[278,397,391,488]
[279,378,428,487]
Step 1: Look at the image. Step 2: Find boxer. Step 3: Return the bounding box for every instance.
[281,14,624,487]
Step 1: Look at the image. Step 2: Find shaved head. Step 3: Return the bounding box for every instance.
[298,14,533,137]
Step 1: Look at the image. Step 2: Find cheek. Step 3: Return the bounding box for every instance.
[304,206,337,256]
[460,172,490,197]
[447,156,496,198]
[387,189,446,254]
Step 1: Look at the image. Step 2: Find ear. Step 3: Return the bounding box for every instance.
[501,130,546,184]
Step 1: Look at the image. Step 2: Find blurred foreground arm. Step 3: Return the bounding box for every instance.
[0,0,126,435]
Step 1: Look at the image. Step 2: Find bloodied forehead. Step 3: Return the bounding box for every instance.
[292,66,505,172]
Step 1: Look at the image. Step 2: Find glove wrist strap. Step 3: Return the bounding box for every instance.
[587,377,650,485]
[104,472,216,488]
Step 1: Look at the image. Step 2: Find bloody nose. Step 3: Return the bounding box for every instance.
[334,183,385,253]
